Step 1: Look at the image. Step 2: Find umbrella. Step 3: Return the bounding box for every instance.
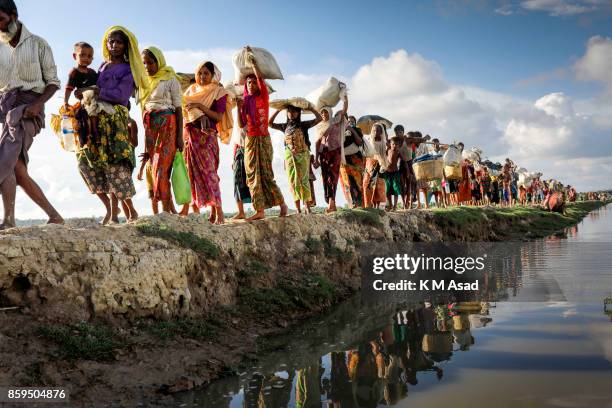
[357,115,393,134]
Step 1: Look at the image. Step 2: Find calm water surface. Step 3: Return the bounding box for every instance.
[176,205,612,408]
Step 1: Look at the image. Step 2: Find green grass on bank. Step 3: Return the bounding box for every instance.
[431,201,606,237]
[331,207,385,228]
[37,322,127,361]
[237,274,337,315]
[136,222,220,259]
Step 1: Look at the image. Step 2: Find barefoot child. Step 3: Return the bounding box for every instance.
[137,153,158,214]
[64,42,98,110]
[384,137,402,211]
[232,128,251,219]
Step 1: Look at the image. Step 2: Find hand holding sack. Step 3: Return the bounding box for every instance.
[172,151,192,205]
[307,77,347,110]
[233,47,284,84]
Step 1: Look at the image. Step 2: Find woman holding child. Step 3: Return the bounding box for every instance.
[75,26,147,223]
[181,61,233,224]
[140,46,183,214]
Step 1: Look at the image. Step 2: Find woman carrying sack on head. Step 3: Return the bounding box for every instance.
[314,90,348,213]
[270,104,322,214]
[237,46,288,221]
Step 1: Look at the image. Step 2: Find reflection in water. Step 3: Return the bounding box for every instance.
[177,205,612,407]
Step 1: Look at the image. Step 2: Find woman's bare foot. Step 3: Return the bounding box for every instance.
[246,210,265,221]
[325,205,337,213]
[279,203,288,217]
[214,208,225,225]
[179,204,189,216]
[47,215,64,225]
[231,212,245,220]
[101,211,111,225]
[128,211,139,222]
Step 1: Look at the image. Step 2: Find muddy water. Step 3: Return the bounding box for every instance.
[176,205,612,408]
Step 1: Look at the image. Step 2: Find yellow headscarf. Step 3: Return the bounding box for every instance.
[102,26,149,108]
[183,61,233,144]
[141,46,178,107]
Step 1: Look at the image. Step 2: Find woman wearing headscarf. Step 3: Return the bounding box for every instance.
[314,90,348,213]
[75,26,148,223]
[141,46,183,214]
[270,104,322,214]
[340,115,365,208]
[237,46,287,221]
[181,61,233,224]
[362,123,388,208]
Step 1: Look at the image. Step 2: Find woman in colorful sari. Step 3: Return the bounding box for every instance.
[270,104,322,213]
[363,123,388,208]
[314,92,348,213]
[141,46,183,214]
[236,46,287,221]
[76,26,147,223]
[181,61,233,224]
[340,115,365,208]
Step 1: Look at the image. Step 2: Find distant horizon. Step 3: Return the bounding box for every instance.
[5,0,612,219]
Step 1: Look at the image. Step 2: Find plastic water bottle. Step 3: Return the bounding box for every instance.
[61,115,76,152]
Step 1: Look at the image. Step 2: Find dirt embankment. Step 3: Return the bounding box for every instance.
[0,201,605,406]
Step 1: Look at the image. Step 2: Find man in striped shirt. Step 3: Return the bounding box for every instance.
[0,0,63,228]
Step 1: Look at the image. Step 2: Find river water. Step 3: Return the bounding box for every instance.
[177,205,612,408]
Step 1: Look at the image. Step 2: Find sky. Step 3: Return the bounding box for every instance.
[6,0,612,219]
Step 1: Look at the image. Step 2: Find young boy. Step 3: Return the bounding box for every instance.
[384,137,403,211]
[64,42,98,110]
[394,125,413,209]
[137,153,158,214]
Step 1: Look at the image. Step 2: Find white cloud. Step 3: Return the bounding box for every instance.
[521,0,598,16]
[495,0,606,16]
[348,50,505,156]
[574,36,612,94]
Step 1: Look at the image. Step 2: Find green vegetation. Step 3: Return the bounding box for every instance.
[136,222,220,259]
[20,362,43,386]
[37,322,126,361]
[431,206,486,228]
[304,236,323,253]
[332,207,385,227]
[237,275,337,315]
[322,236,352,262]
[137,317,221,342]
[237,260,270,279]
[432,201,605,238]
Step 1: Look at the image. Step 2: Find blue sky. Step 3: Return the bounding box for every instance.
[19,0,610,97]
[9,0,612,218]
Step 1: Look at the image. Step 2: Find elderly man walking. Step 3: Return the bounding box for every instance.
[0,0,63,228]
